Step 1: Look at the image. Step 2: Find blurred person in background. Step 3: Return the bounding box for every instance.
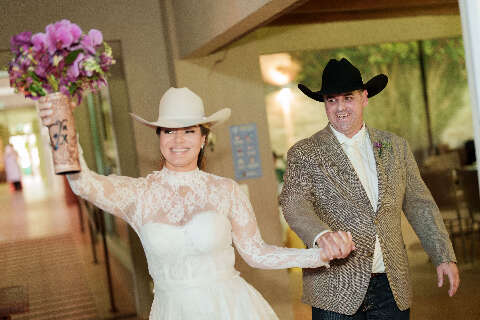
[4,143,22,191]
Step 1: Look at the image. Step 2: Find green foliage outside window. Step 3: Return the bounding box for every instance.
[290,37,470,157]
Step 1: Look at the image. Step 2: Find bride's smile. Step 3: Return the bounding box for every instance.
[159,126,206,172]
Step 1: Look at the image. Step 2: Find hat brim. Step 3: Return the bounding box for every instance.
[364,74,388,99]
[130,108,231,129]
[298,74,388,102]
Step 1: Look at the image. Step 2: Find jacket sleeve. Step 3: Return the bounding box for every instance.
[279,144,330,248]
[401,139,456,266]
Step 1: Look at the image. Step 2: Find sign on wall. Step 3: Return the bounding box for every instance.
[230,123,262,180]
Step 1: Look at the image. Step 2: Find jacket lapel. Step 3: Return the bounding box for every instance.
[367,127,387,214]
[312,126,373,213]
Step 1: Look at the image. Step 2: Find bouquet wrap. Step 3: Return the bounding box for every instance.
[37,92,80,174]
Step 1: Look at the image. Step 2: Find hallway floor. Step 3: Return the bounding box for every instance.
[0,176,137,320]
[1,175,479,319]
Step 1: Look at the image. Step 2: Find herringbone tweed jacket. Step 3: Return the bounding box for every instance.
[279,125,456,315]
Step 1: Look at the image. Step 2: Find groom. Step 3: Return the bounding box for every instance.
[280,58,459,319]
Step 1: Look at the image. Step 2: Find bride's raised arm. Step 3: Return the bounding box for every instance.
[38,100,146,228]
[66,147,146,228]
[228,181,331,270]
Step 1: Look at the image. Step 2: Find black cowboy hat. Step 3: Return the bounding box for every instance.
[298,58,388,102]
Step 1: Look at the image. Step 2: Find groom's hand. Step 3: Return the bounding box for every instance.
[437,262,460,297]
[316,231,355,260]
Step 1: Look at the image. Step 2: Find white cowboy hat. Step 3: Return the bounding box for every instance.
[130,87,231,129]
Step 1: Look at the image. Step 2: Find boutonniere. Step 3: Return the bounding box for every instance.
[373,140,392,157]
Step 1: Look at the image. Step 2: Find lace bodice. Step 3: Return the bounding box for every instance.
[67,152,328,271]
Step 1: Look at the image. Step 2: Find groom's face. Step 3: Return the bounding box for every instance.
[323,89,368,138]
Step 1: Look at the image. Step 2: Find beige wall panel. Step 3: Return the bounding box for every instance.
[255,15,462,54]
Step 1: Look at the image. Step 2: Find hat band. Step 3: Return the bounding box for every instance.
[157,115,207,122]
[322,82,364,95]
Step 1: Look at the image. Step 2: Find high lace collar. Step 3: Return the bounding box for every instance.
[158,166,203,187]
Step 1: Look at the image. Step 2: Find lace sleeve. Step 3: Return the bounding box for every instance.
[66,147,145,229]
[229,181,328,269]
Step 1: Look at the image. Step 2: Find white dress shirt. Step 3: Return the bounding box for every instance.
[313,124,385,273]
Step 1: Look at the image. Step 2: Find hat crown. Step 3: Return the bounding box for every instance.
[297,57,388,102]
[158,87,205,120]
[130,87,231,129]
[321,58,364,95]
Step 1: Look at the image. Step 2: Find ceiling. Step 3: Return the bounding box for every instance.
[268,0,459,26]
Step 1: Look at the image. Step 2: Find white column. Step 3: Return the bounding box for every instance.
[459,1,480,175]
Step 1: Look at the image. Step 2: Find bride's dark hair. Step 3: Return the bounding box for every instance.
[156,125,210,170]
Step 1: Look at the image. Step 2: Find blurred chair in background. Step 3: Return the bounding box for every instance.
[422,151,461,171]
[421,168,469,262]
[456,169,480,263]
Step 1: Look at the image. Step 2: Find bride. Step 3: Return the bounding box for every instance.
[38,87,355,319]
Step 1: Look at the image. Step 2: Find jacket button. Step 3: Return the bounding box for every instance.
[367,251,374,257]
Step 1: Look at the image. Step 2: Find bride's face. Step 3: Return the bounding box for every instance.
[159,126,206,172]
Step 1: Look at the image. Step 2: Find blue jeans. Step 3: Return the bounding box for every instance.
[312,274,410,320]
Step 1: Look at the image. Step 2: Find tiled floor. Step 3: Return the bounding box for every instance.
[1,175,479,319]
[0,175,137,319]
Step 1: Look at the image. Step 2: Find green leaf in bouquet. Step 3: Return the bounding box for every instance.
[65,50,82,66]
[104,42,112,56]
[29,82,46,97]
[47,74,59,91]
[68,82,78,96]
[84,57,102,74]
[28,70,41,82]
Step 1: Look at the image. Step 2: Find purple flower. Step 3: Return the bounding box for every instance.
[100,53,113,71]
[33,54,50,78]
[59,85,70,96]
[67,52,84,81]
[10,31,32,55]
[81,29,103,54]
[34,64,47,78]
[374,140,392,157]
[19,56,31,69]
[45,20,83,54]
[32,33,47,52]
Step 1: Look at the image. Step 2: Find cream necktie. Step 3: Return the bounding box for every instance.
[344,138,375,210]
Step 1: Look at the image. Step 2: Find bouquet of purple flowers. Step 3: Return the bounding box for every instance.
[7,19,115,104]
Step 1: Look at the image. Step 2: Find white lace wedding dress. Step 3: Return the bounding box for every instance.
[67,154,328,319]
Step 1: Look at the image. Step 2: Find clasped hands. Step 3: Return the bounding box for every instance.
[316,231,356,262]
